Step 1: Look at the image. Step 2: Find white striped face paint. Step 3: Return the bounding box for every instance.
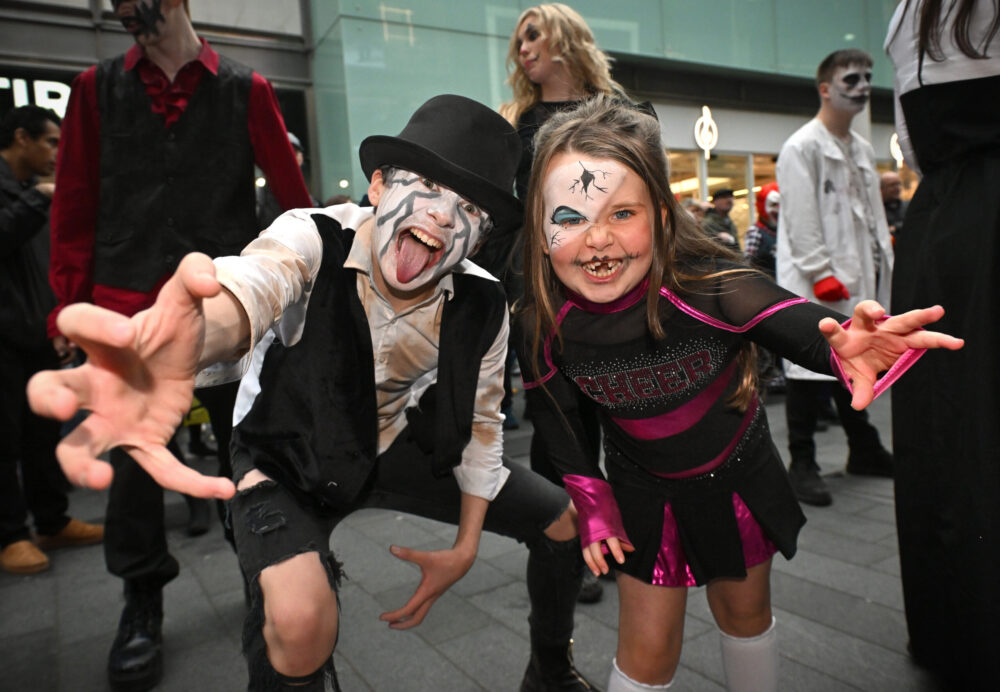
[372,169,488,293]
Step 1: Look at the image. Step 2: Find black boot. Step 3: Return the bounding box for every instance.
[846,446,894,478]
[108,581,163,692]
[522,536,601,691]
[576,571,604,604]
[521,641,600,692]
[788,459,832,507]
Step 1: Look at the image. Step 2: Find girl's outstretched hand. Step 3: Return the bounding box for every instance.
[818,301,964,410]
[26,253,236,500]
[583,536,635,578]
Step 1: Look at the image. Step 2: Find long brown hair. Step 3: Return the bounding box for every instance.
[521,96,760,409]
[498,4,625,126]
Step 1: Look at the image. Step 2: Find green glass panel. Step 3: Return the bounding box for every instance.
[662,0,777,69]
[325,18,512,193]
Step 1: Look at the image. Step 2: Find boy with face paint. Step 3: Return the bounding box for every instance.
[29,95,595,692]
[47,1,312,689]
[774,49,895,508]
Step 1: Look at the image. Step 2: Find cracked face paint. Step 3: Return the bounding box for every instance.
[372,169,487,293]
[542,153,654,304]
[828,63,871,114]
[113,0,166,40]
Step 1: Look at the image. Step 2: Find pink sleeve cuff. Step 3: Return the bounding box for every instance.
[563,475,631,549]
[829,316,928,401]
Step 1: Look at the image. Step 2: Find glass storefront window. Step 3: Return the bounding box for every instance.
[667,150,701,200]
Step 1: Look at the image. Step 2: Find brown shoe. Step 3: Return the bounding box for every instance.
[34,518,104,550]
[1,540,50,574]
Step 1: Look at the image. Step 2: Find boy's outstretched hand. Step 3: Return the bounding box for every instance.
[819,301,964,410]
[27,253,237,500]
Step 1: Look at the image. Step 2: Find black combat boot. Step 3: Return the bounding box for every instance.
[108,581,163,692]
[521,640,600,691]
[521,535,602,691]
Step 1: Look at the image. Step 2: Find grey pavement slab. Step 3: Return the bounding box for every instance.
[0,393,950,690]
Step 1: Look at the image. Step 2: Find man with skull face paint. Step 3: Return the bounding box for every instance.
[47,1,312,689]
[29,95,594,692]
[775,50,895,507]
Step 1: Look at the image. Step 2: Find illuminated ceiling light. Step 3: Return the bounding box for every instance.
[338,179,350,189]
[844,33,856,41]
[670,176,727,195]
[255,177,266,188]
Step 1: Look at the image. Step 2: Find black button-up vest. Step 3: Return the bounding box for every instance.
[94,53,257,291]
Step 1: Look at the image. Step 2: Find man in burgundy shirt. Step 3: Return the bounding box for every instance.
[48,2,312,689]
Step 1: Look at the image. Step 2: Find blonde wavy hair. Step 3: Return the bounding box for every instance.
[498,4,625,126]
[521,96,760,410]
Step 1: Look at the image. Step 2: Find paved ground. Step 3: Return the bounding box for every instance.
[1,390,947,691]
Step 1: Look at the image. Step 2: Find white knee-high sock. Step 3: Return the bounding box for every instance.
[718,616,778,692]
[607,657,673,692]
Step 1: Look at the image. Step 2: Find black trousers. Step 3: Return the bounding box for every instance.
[230,430,582,690]
[103,381,239,587]
[0,339,70,547]
[785,378,882,465]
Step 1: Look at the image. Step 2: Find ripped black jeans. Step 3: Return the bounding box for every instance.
[229,433,583,691]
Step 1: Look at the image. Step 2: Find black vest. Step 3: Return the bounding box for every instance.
[232,214,508,510]
[94,53,257,291]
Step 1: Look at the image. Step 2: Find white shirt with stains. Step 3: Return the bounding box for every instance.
[201,204,510,501]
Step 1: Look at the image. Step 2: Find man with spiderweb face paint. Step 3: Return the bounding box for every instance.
[774,49,894,508]
[33,94,597,691]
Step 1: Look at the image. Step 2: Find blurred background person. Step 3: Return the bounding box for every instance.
[703,187,740,250]
[744,182,780,277]
[681,197,710,226]
[775,49,895,508]
[48,1,312,689]
[1,105,103,575]
[886,1,1000,687]
[744,182,786,395]
[880,170,907,243]
[255,130,318,228]
[493,0,628,664]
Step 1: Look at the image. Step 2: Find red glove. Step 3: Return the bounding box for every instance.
[813,276,850,302]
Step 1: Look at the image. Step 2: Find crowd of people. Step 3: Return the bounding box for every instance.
[3,1,997,691]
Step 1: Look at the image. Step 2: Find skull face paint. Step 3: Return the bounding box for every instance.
[541,153,655,304]
[112,0,166,39]
[828,63,872,114]
[372,169,487,293]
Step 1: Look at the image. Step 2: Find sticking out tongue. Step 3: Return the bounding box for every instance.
[396,233,433,284]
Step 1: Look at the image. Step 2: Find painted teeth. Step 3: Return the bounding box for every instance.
[583,260,621,277]
[410,229,443,249]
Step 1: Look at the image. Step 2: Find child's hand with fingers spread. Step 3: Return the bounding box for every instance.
[819,301,964,410]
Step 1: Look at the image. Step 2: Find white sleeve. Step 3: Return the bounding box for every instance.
[196,209,324,385]
[452,309,511,501]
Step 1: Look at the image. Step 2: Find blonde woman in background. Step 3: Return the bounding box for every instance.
[485,3,633,615]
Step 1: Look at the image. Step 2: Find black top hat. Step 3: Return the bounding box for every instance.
[359,94,523,233]
[712,188,734,200]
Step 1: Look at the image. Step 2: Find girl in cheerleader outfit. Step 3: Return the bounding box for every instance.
[515,96,964,692]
